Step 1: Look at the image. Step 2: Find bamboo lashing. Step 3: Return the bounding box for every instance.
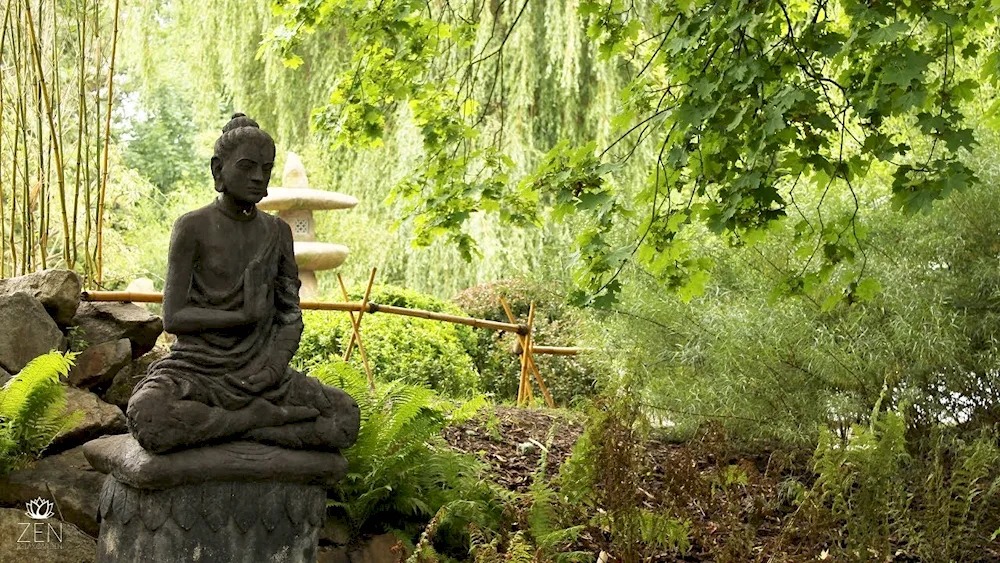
[81,291,528,334]
[500,296,555,409]
[343,267,377,362]
[337,273,374,393]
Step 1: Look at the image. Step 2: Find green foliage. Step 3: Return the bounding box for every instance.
[452,279,601,404]
[809,410,1000,561]
[812,410,911,559]
[559,399,692,561]
[265,0,999,304]
[294,285,479,397]
[310,361,501,541]
[0,352,83,474]
[119,84,201,194]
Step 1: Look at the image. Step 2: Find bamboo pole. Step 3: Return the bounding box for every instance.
[80,291,527,333]
[518,345,589,356]
[344,267,376,361]
[337,273,374,393]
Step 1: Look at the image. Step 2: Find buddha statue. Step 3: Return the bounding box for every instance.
[126,113,360,454]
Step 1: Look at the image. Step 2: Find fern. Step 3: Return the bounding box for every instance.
[0,351,82,474]
[312,360,501,545]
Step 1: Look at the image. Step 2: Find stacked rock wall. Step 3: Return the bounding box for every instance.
[0,270,165,562]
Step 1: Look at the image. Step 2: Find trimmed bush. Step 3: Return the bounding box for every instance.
[294,285,479,398]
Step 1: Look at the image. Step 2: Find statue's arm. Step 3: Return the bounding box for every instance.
[267,220,303,371]
[161,215,253,334]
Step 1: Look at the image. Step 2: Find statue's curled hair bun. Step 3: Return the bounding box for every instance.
[222,113,259,134]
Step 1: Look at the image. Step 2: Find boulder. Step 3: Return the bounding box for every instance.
[66,339,131,392]
[0,293,64,373]
[0,366,10,387]
[71,302,163,358]
[0,446,105,536]
[0,507,95,562]
[0,269,82,326]
[101,346,167,409]
[49,387,127,453]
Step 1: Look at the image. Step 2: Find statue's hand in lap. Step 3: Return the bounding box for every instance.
[226,366,282,394]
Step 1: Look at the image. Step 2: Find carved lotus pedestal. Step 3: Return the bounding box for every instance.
[82,435,347,563]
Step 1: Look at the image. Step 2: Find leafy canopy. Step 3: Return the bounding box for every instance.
[264,0,999,304]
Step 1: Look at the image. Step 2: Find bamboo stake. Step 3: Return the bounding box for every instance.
[344,267,376,361]
[522,302,536,406]
[337,273,374,393]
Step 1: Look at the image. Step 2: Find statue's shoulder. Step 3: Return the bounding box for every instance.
[173,204,215,229]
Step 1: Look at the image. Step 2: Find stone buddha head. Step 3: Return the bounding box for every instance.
[210,113,276,206]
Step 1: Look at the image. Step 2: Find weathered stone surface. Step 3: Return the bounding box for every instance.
[50,387,127,453]
[96,477,325,563]
[83,434,348,490]
[0,269,82,326]
[321,517,352,547]
[0,366,10,387]
[72,302,163,358]
[0,507,96,562]
[101,346,167,409]
[0,446,105,536]
[0,293,64,374]
[67,339,131,392]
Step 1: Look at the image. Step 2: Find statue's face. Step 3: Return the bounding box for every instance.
[213,139,275,205]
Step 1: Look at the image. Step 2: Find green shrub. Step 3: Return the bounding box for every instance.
[310,361,502,544]
[0,352,83,474]
[294,285,480,398]
[452,279,600,405]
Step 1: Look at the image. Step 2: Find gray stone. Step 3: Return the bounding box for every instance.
[50,387,127,453]
[67,339,131,392]
[100,364,136,411]
[83,434,348,490]
[0,507,95,562]
[0,366,10,387]
[0,446,105,536]
[72,302,163,358]
[0,293,64,373]
[101,346,168,409]
[95,477,325,563]
[0,269,82,326]
[321,517,352,547]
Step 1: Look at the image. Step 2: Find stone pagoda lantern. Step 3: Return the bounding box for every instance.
[257,153,357,296]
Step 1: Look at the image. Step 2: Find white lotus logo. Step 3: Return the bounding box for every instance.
[25,498,54,520]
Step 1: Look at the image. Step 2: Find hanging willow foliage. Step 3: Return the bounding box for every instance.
[0,0,121,284]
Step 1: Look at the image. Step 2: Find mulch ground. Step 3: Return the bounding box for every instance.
[441,406,1000,563]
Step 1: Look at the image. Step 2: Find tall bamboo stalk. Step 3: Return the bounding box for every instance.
[25,0,70,270]
[0,0,10,278]
[95,0,120,285]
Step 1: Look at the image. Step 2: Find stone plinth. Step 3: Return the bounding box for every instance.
[83,435,348,563]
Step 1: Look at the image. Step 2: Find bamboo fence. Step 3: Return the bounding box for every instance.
[81,271,587,407]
